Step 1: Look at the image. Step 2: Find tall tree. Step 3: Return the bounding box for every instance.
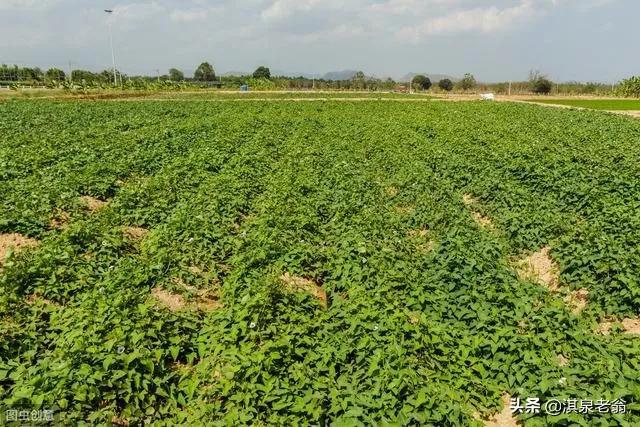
[45,68,66,81]
[529,70,553,94]
[194,62,215,81]
[20,67,43,81]
[460,73,476,91]
[71,69,99,82]
[169,68,184,81]
[253,66,271,79]
[413,75,431,90]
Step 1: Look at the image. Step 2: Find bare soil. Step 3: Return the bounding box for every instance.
[169,277,223,311]
[111,416,130,426]
[463,194,494,228]
[472,212,493,228]
[0,233,39,266]
[479,394,520,427]
[80,196,108,212]
[26,293,60,307]
[556,354,570,367]
[123,226,149,240]
[280,272,328,308]
[565,288,589,314]
[151,288,187,311]
[50,208,70,229]
[514,246,560,291]
[462,194,476,205]
[597,317,640,335]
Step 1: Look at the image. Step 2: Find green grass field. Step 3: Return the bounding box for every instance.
[527,98,640,110]
[1,97,640,425]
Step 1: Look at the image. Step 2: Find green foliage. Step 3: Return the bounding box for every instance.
[45,68,66,81]
[1,98,640,425]
[529,70,553,95]
[531,78,553,94]
[245,77,277,90]
[252,66,271,79]
[20,67,43,82]
[168,68,184,82]
[531,79,553,95]
[438,78,454,91]
[194,62,215,82]
[459,73,476,90]
[616,76,640,98]
[412,75,432,91]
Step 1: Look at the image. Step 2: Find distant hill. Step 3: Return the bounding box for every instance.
[400,73,459,83]
[321,70,360,81]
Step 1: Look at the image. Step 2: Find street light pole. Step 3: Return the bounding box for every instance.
[105,9,117,86]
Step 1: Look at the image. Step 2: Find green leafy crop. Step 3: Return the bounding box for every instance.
[1,97,639,425]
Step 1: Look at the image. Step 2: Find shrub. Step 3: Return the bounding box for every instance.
[438,79,454,91]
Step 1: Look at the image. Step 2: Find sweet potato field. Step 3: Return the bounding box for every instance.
[1,97,640,425]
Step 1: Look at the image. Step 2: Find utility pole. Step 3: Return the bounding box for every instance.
[104,9,117,86]
[508,81,512,96]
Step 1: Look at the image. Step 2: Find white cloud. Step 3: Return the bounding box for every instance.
[261,0,319,22]
[260,0,359,22]
[0,0,60,11]
[112,2,165,21]
[369,0,452,15]
[170,6,221,23]
[286,23,367,43]
[397,1,542,41]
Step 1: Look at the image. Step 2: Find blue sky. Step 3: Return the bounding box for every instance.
[0,0,636,82]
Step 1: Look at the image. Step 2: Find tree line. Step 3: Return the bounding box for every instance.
[1,62,632,96]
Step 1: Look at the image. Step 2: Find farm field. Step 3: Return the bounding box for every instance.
[526,98,640,111]
[0,90,435,102]
[1,97,640,425]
